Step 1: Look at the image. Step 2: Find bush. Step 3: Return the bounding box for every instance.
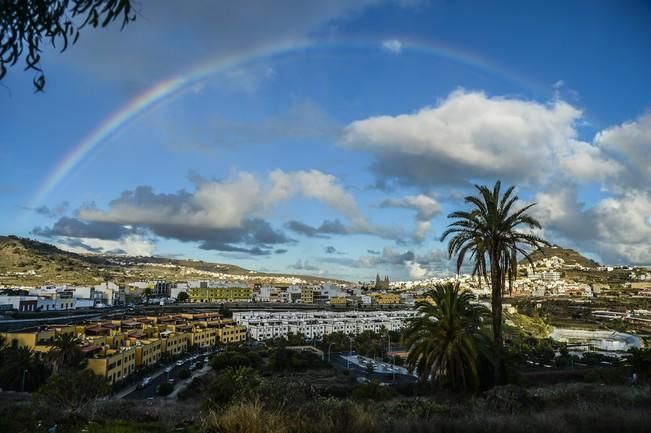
[33,369,109,421]
[203,400,290,433]
[157,382,174,396]
[178,368,191,380]
[478,385,543,413]
[351,380,394,400]
[207,367,260,407]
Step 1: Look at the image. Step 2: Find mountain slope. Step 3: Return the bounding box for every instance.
[0,235,341,286]
[519,245,600,268]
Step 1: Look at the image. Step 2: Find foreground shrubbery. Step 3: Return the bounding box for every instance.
[199,384,651,433]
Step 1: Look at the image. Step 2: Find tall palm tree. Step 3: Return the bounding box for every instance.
[48,333,85,371]
[402,282,490,391]
[0,346,50,391]
[441,181,548,385]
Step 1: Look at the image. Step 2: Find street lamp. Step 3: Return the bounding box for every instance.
[21,369,28,392]
[328,343,334,362]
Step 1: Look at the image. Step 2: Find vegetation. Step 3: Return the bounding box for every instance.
[178,368,191,380]
[207,366,261,407]
[156,382,174,396]
[177,291,190,303]
[0,0,137,91]
[442,180,549,385]
[33,369,109,418]
[402,282,491,390]
[0,341,51,391]
[48,333,86,371]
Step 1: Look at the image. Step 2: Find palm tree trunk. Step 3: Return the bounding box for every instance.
[490,249,503,386]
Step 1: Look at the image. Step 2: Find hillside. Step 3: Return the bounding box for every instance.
[0,235,342,286]
[519,245,600,269]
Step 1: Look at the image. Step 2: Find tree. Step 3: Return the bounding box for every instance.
[0,345,51,391]
[48,333,85,371]
[441,181,548,385]
[157,381,174,396]
[177,291,189,303]
[34,369,109,418]
[402,282,490,391]
[1,0,137,91]
[143,287,153,304]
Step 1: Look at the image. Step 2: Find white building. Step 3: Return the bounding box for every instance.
[233,310,417,341]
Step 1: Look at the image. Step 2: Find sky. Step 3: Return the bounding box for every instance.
[1,0,651,281]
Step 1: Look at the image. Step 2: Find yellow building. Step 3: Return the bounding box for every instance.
[330,296,347,305]
[87,346,136,385]
[160,331,188,356]
[371,293,401,305]
[186,326,217,348]
[134,338,162,367]
[300,287,314,304]
[214,320,247,344]
[188,286,253,303]
[1,325,76,351]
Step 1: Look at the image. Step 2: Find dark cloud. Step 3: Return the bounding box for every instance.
[284,219,351,238]
[32,217,134,240]
[325,246,337,254]
[367,249,380,255]
[274,249,288,254]
[32,202,70,218]
[167,218,295,254]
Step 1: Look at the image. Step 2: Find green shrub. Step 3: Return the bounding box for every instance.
[207,366,260,407]
[178,368,191,380]
[351,380,394,400]
[156,382,174,396]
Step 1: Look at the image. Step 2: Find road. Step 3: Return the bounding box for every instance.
[121,351,216,399]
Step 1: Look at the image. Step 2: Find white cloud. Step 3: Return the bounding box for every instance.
[380,194,441,240]
[381,39,402,54]
[78,169,371,244]
[268,169,369,229]
[559,140,623,182]
[341,89,584,186]
[56,235,155,256]
[534,187,651,264]
[405,260,429,279]
[593,112,651,188]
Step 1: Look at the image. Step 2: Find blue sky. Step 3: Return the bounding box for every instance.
[2,0,651,281]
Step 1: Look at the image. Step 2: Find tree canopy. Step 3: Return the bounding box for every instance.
[1,0,137,91]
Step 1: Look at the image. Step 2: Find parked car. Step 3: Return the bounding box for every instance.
[176,360,184,367]
[136,377,152,389]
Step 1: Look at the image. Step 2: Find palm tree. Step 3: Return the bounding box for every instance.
[0,346,50,391]
[48,333,85,371]
[441,181,548,385]
[402,282,490,391]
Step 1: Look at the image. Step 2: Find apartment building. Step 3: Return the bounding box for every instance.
[160,331,188,356]
[134,338,162,367]
[233,310,416,342]
[86,345,137,385]
[188,286,253,303]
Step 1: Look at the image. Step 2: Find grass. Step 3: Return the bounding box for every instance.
[81,421,172,433]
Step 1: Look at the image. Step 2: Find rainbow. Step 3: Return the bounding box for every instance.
[31,37,545,207]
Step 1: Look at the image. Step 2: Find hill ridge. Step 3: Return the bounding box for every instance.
[0,235,344,286]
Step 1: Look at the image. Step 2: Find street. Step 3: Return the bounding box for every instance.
[121,351,215,399]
